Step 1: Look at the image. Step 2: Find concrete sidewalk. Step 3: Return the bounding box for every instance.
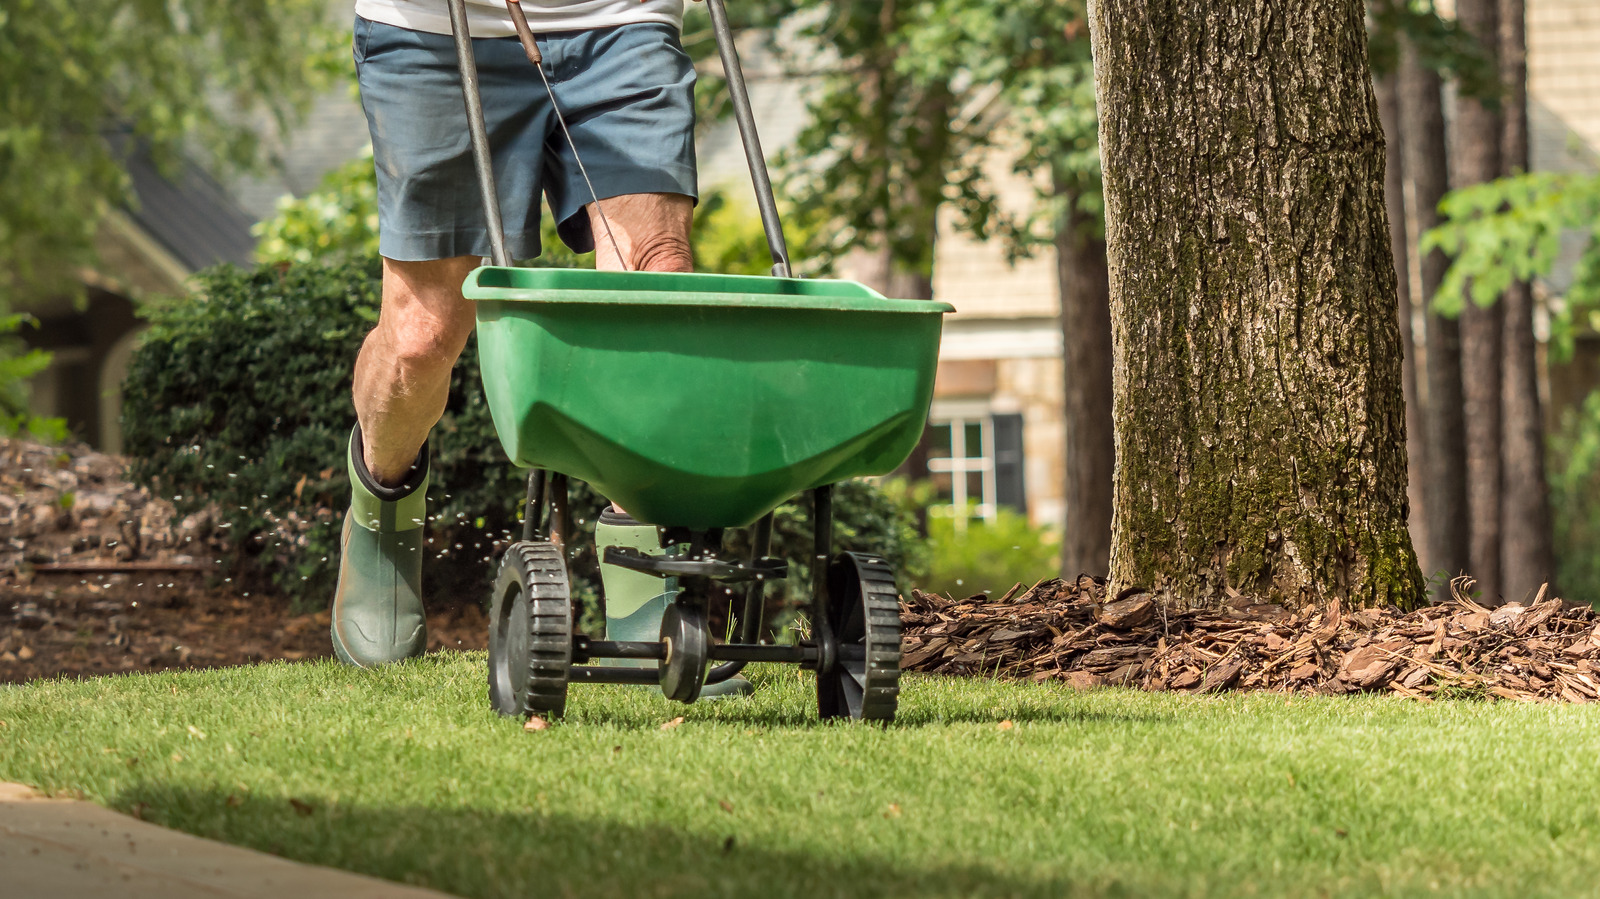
[0,783,460,898]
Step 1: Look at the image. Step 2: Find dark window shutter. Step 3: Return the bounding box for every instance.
[992,413,1025,514]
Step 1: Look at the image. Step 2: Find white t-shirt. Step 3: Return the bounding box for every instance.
[354,0,685,39]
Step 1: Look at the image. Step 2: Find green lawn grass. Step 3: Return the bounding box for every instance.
[4,654,1600,898]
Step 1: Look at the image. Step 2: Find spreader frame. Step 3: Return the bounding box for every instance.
[499,473,897,717]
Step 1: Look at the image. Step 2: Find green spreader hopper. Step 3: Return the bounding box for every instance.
[467,267,952,529]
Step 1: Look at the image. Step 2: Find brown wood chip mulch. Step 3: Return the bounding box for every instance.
[899,576,1600,703]
[0,437,489,684]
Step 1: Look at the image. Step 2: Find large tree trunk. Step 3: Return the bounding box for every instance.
[1375,70,1431,576]
[1087,0,1424,611]
[1400,43,1470,587]
[1452,0,1505,602]
[1055,175,1115,578]
[1497,0,1555,602]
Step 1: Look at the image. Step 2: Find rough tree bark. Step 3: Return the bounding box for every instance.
[1055,176,1115,578]
[1375,70,1431,576]
[1497,0,1555,601]
[1400,42,1470,586]
[1451,0,1504,601]
[1087,0,1424,610]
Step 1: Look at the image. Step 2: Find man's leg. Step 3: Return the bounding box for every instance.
[333,255,478,668]
[353,256,481,484]
[339,12,562,666]
[588,190,690,647]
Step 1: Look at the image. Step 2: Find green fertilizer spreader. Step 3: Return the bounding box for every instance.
[448,0,951,723]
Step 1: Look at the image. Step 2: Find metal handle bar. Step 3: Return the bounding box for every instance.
[703,0,794,277]
[447,0,512,267]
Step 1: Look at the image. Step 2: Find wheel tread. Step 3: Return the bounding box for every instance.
[822,552,902,722]
[492,541,573,718]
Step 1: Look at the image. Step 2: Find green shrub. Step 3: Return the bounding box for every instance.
[1551,390,1600,606]
[252,151,382,265]
[120,258,923,628]
[919,506,1060,599]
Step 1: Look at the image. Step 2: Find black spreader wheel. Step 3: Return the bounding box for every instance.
[659,601,709,703]
[818,552,902,722]
[488,541,573,718]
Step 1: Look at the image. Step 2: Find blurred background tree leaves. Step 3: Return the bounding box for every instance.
[0,0,343,310]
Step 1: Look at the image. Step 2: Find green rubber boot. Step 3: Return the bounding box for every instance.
[331,426,429,668]
[596,508,753,699]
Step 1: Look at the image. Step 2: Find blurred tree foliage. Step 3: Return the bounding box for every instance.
[896,0,1102,253]
[0,0,343,308]
[1365,0,1499,91]
[1424,171,1600,359]
[726,0,992,285]
[1425,170,1600,604]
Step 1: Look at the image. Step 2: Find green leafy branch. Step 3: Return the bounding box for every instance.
[1422,171,1600,360]
[0,313,68,441]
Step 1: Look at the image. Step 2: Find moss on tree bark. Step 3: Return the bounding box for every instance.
[1087,0,1425,610]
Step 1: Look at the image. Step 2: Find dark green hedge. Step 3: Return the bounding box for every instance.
[121,258,921,628]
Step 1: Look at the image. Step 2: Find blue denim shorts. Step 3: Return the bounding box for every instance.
[353,17,698,261]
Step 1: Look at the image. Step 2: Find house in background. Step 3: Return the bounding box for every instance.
[19,143,257,453]
[920,160,1062,530]
[1527,0,1600,417]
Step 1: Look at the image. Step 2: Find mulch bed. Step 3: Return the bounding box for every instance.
[1,437,486,684]
[900,576,1600,702]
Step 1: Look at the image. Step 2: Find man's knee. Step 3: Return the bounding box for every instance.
[375,256,478,371]
[380,316,471,373]
[631,232,694,273]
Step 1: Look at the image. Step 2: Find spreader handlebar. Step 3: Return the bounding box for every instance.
[704,0,794,278]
